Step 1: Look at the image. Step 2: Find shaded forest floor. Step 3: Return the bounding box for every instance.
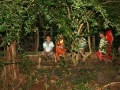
[28,54,120,90]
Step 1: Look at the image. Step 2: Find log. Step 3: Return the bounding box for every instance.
[97,82,120,90]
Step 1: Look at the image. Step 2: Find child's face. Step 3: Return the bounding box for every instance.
[46,36,51,42]
[99,33,105,38]
[59,34,63,39]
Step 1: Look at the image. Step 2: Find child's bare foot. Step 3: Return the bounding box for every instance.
[35,78,39,84]
[55,59,57,63]
[105,59,112,63]
[37,64,41,69]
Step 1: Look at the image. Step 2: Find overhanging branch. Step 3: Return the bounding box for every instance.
[102,0,120,5]
[0,0,30,4]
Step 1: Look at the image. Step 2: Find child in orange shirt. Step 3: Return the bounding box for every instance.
[56,34,66,60]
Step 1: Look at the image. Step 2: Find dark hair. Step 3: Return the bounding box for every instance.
[45,35,51,38]
[99,30,105,35]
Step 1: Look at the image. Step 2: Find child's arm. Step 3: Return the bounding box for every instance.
[110,32,114,45]
[49,48,53,53]
[48,48,53,56]
[55,41,58,52]
[43,42,47,56]
[43,48,47,56]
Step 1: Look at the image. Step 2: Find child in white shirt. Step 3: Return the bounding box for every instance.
[38,35,56,68]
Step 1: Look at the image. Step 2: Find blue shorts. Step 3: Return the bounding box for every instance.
[43,51,54,57]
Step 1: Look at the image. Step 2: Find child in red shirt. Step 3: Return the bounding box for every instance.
[106,29,114,52]
[105,29,114,60]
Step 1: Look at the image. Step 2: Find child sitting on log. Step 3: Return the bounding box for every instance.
[56,33,66,61]
[38,35,57,68]
[79,36,87,54]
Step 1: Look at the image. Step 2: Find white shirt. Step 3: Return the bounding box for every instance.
[43,41,54,52]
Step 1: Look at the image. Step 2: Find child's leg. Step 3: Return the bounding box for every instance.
[56,53,60,61]
[53,53,57,63]
[62,49,66,58]
[96,51,105,60]
[96,51,101,60]
[38,54,42,68]
[49,52,57,63]
[37,52,44,68]
[62,51,65,58]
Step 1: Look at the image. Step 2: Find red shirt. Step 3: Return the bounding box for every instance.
[106,30,113,42]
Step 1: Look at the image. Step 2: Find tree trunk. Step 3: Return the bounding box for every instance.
[87,21,92,52]
[50,26,53,40]
[35,27,39,52]
[92,36,95,50]
[71,43,77,67]
[5,40,19,80]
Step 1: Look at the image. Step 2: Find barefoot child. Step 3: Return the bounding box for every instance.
[38,35,56,68]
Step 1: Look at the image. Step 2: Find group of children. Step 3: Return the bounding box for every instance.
[38,29,114,67]
[38,34,66,65]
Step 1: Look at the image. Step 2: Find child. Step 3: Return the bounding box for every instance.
[79,37,87,54]
[56,34,66,60]
[105,29,114,53]
[96,30,111,60]
[38,35,56,68]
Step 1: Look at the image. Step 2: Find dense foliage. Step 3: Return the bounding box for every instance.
[0,0,37,47]
[0,0,120,47]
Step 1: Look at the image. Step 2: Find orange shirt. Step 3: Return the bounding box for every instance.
[56,39,66,55]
